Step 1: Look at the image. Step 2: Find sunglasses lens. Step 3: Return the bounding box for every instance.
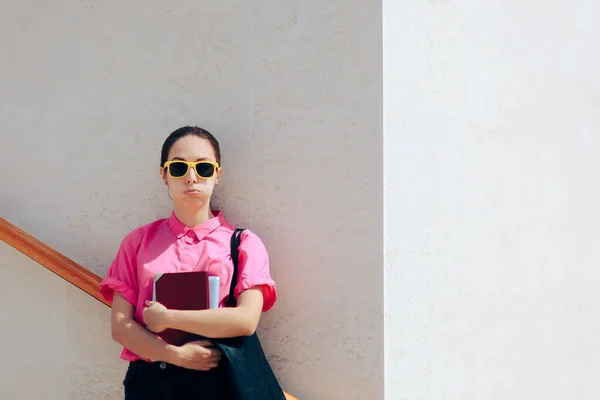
[168,162,188,177]
[195,162,215,178]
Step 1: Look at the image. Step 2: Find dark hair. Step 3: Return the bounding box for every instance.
[160,126,221,167]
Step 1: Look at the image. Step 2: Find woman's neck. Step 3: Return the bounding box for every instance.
[173,204,214,228]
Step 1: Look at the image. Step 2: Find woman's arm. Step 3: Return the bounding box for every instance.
[143,287,265,338]
[111,293,182,362]
[111,293,221,370]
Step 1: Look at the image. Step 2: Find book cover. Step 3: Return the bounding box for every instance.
[208,276,220,309]
[151,271,210,346]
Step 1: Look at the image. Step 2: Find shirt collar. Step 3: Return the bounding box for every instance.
[167,210,226,241]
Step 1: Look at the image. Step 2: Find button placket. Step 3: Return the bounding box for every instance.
[179,231,198,271]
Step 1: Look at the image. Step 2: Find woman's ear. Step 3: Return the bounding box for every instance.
[158,166,167,184]
[216,167,223,183]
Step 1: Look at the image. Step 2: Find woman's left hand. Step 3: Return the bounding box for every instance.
[142,300,170,333]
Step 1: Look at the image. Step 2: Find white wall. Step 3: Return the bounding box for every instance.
[0,2,383,399]
[0,241,125,399]
[384,1,600,399]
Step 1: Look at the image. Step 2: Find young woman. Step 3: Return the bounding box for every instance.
[99,126,277,400]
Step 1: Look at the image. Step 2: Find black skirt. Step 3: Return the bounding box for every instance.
[123,360,229,400]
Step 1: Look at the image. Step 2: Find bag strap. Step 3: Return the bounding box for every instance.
[226,228,246,307]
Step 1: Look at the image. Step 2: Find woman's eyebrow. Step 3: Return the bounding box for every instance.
[171,156,212,161]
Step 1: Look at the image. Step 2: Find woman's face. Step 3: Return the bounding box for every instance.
[160,135,222,208]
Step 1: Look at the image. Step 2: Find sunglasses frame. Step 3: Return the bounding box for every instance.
[163,160,220,179]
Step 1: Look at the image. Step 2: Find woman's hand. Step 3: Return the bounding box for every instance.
[142,300,170,333]
[142,302,222,370]
[172,340,222,371]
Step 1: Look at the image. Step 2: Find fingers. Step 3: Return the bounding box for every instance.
[188,339,212,346]
[178,341,222,371]
[190,351,221,371]
[196,360,220,371]
[209,350,221,359]
[189,360,220,371]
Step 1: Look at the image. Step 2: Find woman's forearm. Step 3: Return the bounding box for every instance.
[165,307,256,338]
[112,316,180,363]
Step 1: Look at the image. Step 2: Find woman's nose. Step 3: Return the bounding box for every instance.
[185,167,198,184]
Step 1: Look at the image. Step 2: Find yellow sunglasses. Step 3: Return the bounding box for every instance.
[163,160,219,179]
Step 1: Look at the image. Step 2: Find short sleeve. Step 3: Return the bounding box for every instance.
[99,231,141,306]
[233,230,277,312]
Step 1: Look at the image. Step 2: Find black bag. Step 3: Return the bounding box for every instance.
[213,228,287,400]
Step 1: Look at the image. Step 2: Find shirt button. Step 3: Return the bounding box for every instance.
[159,362,167,369]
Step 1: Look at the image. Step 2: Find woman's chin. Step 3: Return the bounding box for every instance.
[177,193,209,205]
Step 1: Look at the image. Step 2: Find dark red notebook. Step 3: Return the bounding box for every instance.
[151,271,210,346]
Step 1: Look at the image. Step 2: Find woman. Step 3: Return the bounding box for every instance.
[99,126,277,399]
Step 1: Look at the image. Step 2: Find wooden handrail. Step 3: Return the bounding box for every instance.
[0,217,109,306]
[0,216,298,400]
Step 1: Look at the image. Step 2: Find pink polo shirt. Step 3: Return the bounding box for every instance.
[99,210,277,362]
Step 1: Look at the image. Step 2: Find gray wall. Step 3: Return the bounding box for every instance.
[0,2,383,399]
[0,241,125,399]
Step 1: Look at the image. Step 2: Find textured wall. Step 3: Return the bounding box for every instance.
[0,242,125,399]
[384,1,600,399]
[0,2,383,399]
